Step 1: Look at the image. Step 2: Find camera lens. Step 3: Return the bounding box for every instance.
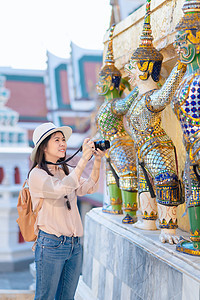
[94,140,110,151]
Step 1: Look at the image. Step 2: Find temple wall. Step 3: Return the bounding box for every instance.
[102,0,189,231]
[81,209,200,300]
[103,0,185,70]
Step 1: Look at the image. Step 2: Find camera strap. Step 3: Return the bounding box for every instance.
[45,147,82,166]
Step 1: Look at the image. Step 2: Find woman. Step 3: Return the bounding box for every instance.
[28,122,104,300]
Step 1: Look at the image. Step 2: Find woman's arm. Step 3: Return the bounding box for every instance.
[75,138,105,183]
[74,138,95,181]
[90,149,104,183]
[76,148,105,196]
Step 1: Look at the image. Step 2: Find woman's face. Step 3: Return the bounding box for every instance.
[44,131,67,162]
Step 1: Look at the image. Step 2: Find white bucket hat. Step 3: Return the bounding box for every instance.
[30,122,72,161]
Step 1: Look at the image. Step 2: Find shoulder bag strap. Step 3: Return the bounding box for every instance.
[34,198,44,214]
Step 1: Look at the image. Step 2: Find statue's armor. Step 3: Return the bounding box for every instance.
[172,73,200,207]
[96,88,139,191]
[124,64,186,206]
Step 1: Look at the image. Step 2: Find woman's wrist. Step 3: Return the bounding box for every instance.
[82,151,93,162]
[94,156,102,163]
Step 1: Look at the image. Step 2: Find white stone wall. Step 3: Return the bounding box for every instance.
[82,208,200,300]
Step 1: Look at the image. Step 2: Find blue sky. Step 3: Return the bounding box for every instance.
[0,0,111,69]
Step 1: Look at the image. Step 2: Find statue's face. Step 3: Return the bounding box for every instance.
[96,74,111,96]
[124,60,145,86]
[174,30,197,64]
[124,60,137,87]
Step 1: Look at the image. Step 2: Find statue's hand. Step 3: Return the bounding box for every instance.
[159,229,179,244]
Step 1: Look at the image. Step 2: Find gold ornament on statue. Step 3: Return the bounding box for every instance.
[128,0,163,81]
[176,0,200,31]
[130,0,163,63]
[99,24,121,78]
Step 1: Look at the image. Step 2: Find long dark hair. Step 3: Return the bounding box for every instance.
[28,131,69,177]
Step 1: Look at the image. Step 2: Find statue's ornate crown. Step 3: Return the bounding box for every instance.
[99,24,121,78]
[176,0,200,31]
[131,0,163,62]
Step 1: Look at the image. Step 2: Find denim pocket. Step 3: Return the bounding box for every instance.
[35,243,43,262]
[42,236,62,249]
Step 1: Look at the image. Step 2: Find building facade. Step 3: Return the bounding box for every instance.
[0,43,104,271]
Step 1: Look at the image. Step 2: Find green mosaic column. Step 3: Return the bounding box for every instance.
[103,183,123,214]
[177,206,200,255]
[121,190,137,224]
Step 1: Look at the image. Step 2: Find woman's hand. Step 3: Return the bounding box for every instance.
[75,138,95,180]
[82,138,95,161]
[90,148,106,183]
[93,148,106,161]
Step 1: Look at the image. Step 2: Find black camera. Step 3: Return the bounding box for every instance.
[94,140,110,151]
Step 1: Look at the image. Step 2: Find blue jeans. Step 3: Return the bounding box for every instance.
[34,230,82,300]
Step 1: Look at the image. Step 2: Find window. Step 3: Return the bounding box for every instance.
[0,167,4,184]
[14,167,20,184]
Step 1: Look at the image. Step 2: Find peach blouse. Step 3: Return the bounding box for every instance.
[29,167,98,237]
